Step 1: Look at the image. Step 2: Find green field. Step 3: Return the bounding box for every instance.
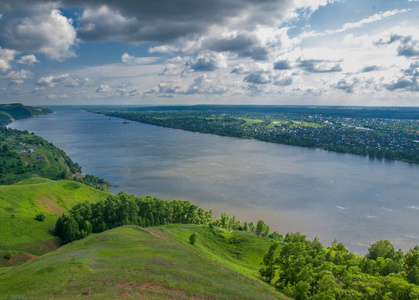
[0,225,286,299]
[0,178,109,266]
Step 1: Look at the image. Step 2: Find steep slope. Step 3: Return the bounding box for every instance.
[0,225,286,299]
[0,178,109,265]
[0,127,82,184]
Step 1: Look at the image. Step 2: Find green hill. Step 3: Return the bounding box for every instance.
[0,103,51,126]
[0,178,109,266]
[0,225,285,299]
[0,127,82,184]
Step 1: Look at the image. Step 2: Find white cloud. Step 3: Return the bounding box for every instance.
[17,55,39,66]
[36,74,89,87]
[2,69,32,84]
[96,84,112,93]
[0,48,17,72]
[0,7,77,61]
[148,45,179,54]
[121,53,159,65]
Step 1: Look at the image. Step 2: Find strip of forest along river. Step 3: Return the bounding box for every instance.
[9,109,419,254]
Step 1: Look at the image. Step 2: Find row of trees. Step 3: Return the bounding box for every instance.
[212,211,281,239]
[55,192,213,243]
[260,233,419,299]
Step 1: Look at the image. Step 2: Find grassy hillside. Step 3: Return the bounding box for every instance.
[0,127,82,184]
[0,103,51,126]
[0,178,109,266]
[0,225,286,300]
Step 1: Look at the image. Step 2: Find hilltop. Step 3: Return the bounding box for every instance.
[0,225,285,299]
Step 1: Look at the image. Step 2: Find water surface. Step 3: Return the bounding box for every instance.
[9,110,419,254]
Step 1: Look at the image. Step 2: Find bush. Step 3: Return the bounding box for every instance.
[4,251,12,260]
[35,213,47,221]
[189,233,197,245]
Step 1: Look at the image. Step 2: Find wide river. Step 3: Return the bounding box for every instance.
[9,110,419,254]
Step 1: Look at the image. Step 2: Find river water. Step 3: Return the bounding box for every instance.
[9,110,419,254]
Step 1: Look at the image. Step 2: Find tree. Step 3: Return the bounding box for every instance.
[55,214,80,243]
[256,220,267,236]
[367,240,395,260]
[260,243,279,283]
[189,233,197,245]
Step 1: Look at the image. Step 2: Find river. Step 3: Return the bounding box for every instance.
[8,110,419,254]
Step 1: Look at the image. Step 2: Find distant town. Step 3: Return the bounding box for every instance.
[92,106,419,164]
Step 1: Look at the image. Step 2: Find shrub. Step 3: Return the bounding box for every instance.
[35,212,47,221]
[189,233,197,245]
[4,251,12,260]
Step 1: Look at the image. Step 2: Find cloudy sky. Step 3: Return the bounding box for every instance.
[0,0,418,106]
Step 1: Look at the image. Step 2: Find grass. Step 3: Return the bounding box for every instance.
[239,118,265,126]
[0,178,108,265]
[266,120,323,129]
[0,225,286,299]
[162,224,273,277]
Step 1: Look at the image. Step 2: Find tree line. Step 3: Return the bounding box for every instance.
[55,192,213,243]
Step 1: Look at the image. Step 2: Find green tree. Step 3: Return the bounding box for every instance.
[260,243,279,283]
[189,233,197,245]
[367,240,395,260]
[256,220,267,236]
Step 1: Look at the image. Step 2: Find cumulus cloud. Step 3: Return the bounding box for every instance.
[96,84,112,93]
[114,84,142,97]
[202,32,269,60]
[0,48,17,72]
[0,5,77,60]
[148,74,227,96]
[72,0,295,44]
[333,77,359,93]
[383,62,419,91]
[273,76,293,86]
[37,74,89,87]
[361,65,380,73]
[244,73,271,84]
[374,34,419,57]
[17,55,39,66]
[384,77,418,91]
[189,53,227,72]
[273,60,292,70]
[2,69,32,84]
[298,58,342,73]
[186,74,227,95]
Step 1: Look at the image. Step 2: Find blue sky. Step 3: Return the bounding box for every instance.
[0,0,418,106]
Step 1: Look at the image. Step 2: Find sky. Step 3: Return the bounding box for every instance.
[0,0,418,106]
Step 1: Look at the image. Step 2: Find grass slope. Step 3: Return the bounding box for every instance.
[0,225,286,300]
[0,178,109,265]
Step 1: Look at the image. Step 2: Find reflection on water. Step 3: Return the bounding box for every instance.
[9,110,419,254]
